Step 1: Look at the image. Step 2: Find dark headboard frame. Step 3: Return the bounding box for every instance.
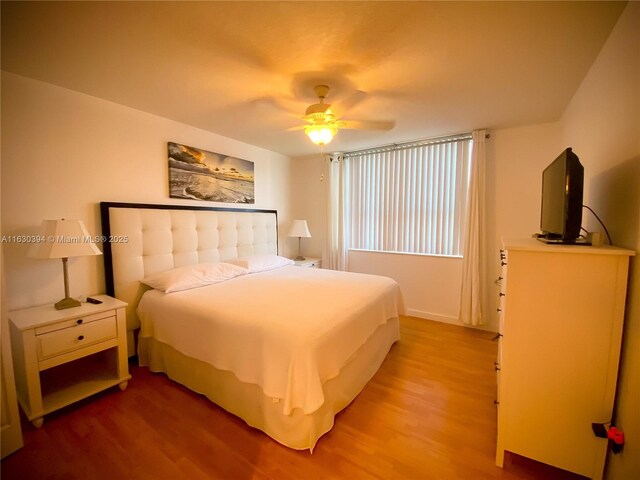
[99,202,279,296]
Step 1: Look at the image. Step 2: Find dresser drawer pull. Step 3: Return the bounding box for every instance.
[78,335,85,341]
[492,333,502,341]
[499,292,505,297]
[76,319,84,325]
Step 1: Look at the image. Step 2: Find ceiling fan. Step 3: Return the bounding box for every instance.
[288,84,395,146]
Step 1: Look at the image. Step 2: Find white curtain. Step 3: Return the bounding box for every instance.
[459,130,486,326]
[323,153,349,270]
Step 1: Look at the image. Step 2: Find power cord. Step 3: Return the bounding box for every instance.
[582,205,613,245]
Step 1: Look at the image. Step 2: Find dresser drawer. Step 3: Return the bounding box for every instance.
[36,316,117,361]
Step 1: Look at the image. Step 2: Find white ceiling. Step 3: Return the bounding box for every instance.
[1,1,626,158]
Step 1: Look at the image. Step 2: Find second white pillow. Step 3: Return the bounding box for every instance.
[142,262,248,293]
[227,254,294,273]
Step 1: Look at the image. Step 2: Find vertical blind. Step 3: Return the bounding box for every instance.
[343,136,472,256]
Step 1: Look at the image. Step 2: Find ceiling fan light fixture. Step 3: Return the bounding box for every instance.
[305,123,337,145]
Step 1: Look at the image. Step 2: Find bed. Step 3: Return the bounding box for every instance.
[100,202,402,450]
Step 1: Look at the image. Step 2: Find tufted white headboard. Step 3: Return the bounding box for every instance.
[100,202,278,354]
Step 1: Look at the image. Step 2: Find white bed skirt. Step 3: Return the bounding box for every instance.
[138,317,400,451]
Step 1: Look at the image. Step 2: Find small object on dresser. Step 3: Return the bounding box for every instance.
[86,297,103,304]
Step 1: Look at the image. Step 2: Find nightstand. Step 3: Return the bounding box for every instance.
[9,295,130,428]
[293,257,322,268]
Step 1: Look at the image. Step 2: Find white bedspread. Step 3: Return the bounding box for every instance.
[137,266,402,415]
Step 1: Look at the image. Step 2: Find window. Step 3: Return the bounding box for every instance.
[342,135,472,257]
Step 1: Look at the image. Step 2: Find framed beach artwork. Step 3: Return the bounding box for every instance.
[168,142,255,204]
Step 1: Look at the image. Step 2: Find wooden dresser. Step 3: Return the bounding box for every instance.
[496,238,634,479]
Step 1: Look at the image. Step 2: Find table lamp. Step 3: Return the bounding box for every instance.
[29,219,102,310]
[288,220,311,261]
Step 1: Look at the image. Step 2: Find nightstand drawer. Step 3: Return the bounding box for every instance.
[35,311,114,335]
[302,259,321,268]
[37,316,117,361]
[293,258,322,268]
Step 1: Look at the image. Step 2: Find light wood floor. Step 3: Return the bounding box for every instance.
[2,316,585,480]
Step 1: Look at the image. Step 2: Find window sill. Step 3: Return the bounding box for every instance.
[348,248,463,260]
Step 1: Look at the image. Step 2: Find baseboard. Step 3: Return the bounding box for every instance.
[406,309,459,325]
[406,308,499,333]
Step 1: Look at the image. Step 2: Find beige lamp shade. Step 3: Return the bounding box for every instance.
[29,219,102,259]
[288,220,311,238]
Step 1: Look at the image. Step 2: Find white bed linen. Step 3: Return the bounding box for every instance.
[137,266,403,415]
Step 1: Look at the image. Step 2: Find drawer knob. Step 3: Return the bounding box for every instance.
[78,335,85,341]
[76,319,84,325]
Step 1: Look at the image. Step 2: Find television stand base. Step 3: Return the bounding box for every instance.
[533,233,591,246]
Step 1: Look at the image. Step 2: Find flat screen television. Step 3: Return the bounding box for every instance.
[538,148,584,244]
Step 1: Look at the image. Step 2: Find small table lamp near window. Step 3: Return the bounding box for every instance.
[288,219,311,261]
[29,219,102,310]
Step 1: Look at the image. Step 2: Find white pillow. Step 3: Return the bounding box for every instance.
[227,254,294,273]
[142,262,248,293]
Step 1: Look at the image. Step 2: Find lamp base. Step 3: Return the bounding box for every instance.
[55,297,81,310]
[294,256,306,261]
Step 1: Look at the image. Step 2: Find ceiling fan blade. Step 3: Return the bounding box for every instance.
[251,96,300,117]
[340,120,395,131]
[285,125,308,131]
[331,90,367,117]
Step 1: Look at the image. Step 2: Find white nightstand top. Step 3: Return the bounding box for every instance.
[293,257,321,268]
[9,295,127,331]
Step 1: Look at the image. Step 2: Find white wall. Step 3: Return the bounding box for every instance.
[559,3,640,478]
[484,121,561,330]
[1,72,292,310]
[349,250,462,324]
[289,154,326,258]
